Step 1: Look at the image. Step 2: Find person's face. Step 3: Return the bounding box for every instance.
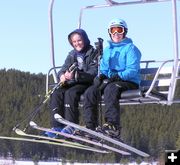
[111,33,124,43]
[109,26,125,43]
[70,33,84,51]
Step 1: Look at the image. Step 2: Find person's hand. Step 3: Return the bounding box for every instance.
[99,74,107,80]
[64,70,74,80]
[109,74,121,82]
[60,74,66,83]
[93,74,107,87]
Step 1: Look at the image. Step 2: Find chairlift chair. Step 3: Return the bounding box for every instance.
[46,0,180,106]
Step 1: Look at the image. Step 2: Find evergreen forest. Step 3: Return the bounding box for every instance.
[0,68,180,164]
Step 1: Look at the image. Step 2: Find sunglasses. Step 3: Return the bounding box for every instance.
[109,26,124,35]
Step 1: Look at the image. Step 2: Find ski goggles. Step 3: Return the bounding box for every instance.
[109,26,125,35]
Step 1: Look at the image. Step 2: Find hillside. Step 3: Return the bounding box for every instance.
[0,69,180,163]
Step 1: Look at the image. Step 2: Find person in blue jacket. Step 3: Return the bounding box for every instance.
[82,18,141,138]
[45,29,98,137]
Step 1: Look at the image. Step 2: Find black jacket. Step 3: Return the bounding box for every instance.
[58,45,98,85]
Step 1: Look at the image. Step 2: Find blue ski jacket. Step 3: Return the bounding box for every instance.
[100,37,141,85]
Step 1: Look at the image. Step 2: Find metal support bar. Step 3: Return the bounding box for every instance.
[78,0,170,28]
[48,0,57,83]
[167,0,179,104]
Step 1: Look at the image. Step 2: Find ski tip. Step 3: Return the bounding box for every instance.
[101,150,110,154]
[54,113,62,120]
[29,121,37,127]
[14,128,26,136]
[144,153,150,157]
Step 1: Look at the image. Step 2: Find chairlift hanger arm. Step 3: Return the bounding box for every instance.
[48,0,58,83]
[78,0,171,28]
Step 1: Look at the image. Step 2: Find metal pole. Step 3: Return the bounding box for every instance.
[48,0,57,83]
[167,0,179,104]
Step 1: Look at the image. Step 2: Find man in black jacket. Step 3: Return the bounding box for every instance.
[45,29,98,137]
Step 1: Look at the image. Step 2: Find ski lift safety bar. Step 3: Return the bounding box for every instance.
[46,59,180,106]
[47,0,180,105]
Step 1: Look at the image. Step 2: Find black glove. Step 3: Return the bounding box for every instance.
[99,74,107,80]
[60,80,77,88]
[93,74,107,87]
[109,74,122,82]
[75,70,94,84]
[99,79,110,91]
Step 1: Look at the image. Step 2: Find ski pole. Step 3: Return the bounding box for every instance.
[13,82,61,131]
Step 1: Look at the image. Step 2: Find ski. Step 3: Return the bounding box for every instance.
[0,135,101,152]
[54,114,150,157]
[13,128,107,153]
[29,121,131,155]
[14,128,85,148]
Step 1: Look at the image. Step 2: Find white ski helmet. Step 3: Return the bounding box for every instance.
[108,18,128,29]
[108,18,128,36]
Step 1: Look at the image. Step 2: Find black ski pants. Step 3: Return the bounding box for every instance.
[50,84,89,128]
[83,81,139,129]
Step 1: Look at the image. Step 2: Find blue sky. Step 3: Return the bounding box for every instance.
[0,0,179,74]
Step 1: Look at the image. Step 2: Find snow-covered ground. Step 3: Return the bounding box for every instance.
[0,159,158,165]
